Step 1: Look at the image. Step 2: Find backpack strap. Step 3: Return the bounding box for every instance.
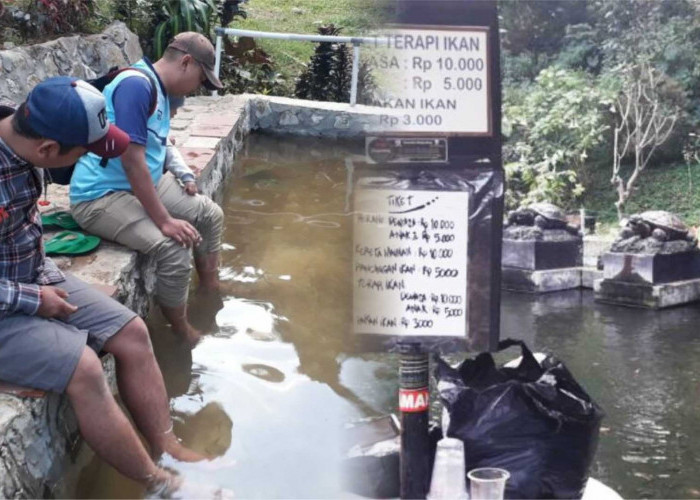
[113,67,159,117]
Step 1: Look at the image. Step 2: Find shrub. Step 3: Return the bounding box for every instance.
[0,0,94,42]
[294,24,378,105]
[219,57,285,95]
[150,0,217,58]
[504,67,615,210]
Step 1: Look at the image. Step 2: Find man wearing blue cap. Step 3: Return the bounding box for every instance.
[0,77,205,494]
[70,32,225,348]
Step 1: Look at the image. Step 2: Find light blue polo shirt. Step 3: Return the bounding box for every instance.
[70,58,171,204]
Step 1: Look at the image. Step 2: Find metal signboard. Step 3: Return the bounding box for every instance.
[371,26,492,136]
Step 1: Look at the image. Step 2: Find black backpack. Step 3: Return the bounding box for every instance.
[45,66,158,185]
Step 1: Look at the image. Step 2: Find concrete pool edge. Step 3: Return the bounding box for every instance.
[0,94,381,497]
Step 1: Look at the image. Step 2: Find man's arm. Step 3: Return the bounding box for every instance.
[0,280,77,319]
[121,143,200,247]
[164,144,198,195]
[112,76,200,247]
[164,144,195,183]
[0,279,41,317]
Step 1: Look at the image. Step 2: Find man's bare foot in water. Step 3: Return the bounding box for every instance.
[144,469,182,498]
[188,291,224,334]
[172,324,202,349]
[157,433,213,463]
[146,474,234,499]
[165,441,212,463]
[161,304,203,349]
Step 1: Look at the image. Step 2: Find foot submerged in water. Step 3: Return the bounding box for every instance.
[172,324,202,349]
[145,474,234,499]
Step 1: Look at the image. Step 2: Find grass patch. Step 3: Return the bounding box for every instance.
[234,0,388,92]
[583,161,700,227]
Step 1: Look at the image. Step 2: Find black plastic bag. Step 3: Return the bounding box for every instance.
[436,339,604,499]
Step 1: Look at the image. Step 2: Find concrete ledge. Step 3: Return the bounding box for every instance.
[502,267,583,293]
[601,251,700,284]
[581,268,604,289]
[594,277,700,309]
[502,238,582,270]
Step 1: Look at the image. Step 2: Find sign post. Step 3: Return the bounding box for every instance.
[398,343,431,499]
[353,1,502,497]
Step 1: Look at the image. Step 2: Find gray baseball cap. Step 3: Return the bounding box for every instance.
[168,32,223,91]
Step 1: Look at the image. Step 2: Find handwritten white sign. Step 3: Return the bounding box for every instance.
[353,188,469,337]
[368,27,491,136]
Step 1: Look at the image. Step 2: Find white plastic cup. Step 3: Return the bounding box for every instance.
[426,438,469,500]
[467,467,510,500]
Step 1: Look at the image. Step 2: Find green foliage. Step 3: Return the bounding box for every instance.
[564,0,700,161]
[111,0,163,50]
[583,160,700,225]
[219,58,286,95]
[553,23,602,74]
[151,0,217,58]
[504,67,615,210]
[505,163,584,212]
[294,24,378,104]
[588,0,696,68]
[498,0,700,218]
[499,0,587,57]
[0,0,94,42]
[499,0,589,86]
[501,51,553,87]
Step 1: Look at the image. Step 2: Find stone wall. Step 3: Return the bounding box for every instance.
[247,95,381,138]
[0,21,141,105]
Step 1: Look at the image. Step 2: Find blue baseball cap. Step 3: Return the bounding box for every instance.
[19,76,129,158]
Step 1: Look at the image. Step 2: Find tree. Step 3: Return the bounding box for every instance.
[295,24,377,105]
[499,0,587,57]
[611,63,682,220]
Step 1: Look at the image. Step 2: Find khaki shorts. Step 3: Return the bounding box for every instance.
[0,274,137,393]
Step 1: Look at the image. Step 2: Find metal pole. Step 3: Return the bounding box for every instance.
[212,33,223,97]
[217,27,384,45]
[399,342,431,499]
[350,43,360,106]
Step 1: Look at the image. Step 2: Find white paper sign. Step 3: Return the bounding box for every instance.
[368,26,491,136]
[353,189,469,337]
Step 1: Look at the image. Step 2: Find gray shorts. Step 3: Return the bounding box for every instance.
[0,274,137,393]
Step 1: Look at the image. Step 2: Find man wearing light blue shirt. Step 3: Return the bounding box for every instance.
[71,32,225,348]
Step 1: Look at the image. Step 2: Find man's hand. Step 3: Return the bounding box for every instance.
[160,217,202,247]
[184,181,198,196]
[37,286,78,319]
